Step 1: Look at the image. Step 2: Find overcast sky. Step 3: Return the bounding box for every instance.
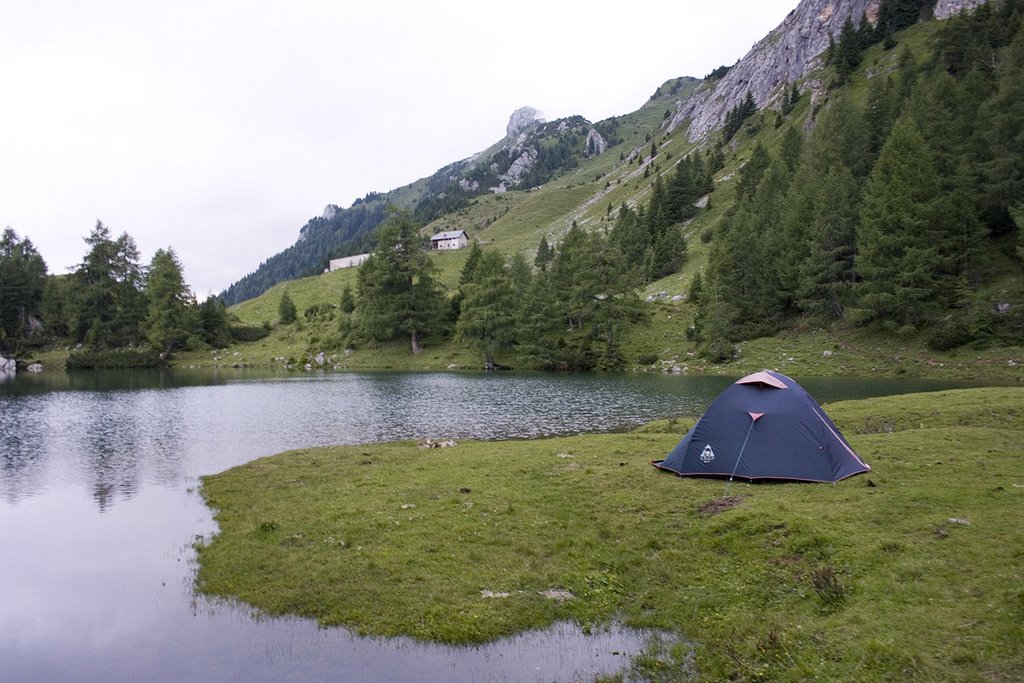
[1,0,797,297]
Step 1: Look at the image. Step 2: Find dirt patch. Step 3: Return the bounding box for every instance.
[698,496,743,516]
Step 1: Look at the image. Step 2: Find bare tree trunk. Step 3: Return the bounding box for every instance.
[411,329,422,355]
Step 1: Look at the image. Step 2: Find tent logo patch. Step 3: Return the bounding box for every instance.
[700,444,716,463]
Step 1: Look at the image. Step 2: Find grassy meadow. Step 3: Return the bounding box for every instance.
[197,387,1024,681]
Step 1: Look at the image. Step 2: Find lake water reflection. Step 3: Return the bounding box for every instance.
[0,369,997,681]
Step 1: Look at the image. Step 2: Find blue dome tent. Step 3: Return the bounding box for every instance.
[652,370,870,483]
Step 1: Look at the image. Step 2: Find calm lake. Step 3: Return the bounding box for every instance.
[0,369,998,682]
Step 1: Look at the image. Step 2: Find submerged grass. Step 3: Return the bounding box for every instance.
[197,388,1023,680]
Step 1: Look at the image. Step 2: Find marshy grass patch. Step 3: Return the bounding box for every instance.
[197,387,1024,681]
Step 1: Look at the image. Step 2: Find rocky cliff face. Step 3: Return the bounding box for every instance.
[506,106,544,137]
[668,0,989,142]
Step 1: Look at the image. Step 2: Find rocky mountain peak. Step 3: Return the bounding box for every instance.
[506,106,544,137]
[668,0,989,142]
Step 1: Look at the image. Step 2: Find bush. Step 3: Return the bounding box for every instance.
[597,343,626,371]
[230,324,270,342]
[279,292,297,324]
[66,349,163,369]
[927,320,972,350]
[304,303,335,320]
[700,338,735,364]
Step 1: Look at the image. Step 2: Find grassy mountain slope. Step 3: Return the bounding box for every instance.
[197,7,1023,377]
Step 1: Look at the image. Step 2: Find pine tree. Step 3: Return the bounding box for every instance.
[70,221,146,347]
[198,296,232,348]
[796,164,861,318]
[356,210,448,354]
[459,240,483,285]
[609,205,650,275]
[854,117,951,328]
[979,27,1024,234]
[145,248,195,356]
[517,269,562,369]
[778,94,869,316]
[536,236,552,270]
[737,143,771,199]
[0,228,47,349]
[456,251,518,370]
[340,284,356,314]
[278,291,297,324]
[583,234,646,347]
[547,223,591,330]
[834,17,863,85]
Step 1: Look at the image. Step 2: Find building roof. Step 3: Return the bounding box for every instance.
[430,230,467,241]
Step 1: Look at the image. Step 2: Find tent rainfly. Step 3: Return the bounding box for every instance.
[652,370,870,483]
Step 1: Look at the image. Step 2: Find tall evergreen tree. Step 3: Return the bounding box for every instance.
[978,27,1024,234]
[356,210,448,354]
[278,291,297,324]
[340,284,356,314]
[198,296,232,348]
[70,221,146,347]
[144,248,195,356]
[517,267,562,369]
[534,236,553,272]
[459,240,483,285]
[833,16,864,84]
[854,117,954,328]
[779,95,867,317]
[0,228,47,350]
[737,143,772,199]
[610,205,650,275]
[582,234,646,349]
[456,251,518,370]
[796,164,861,318]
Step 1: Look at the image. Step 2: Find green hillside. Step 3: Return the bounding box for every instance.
[178,3,1024,378]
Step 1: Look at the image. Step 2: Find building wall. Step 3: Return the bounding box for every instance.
[326,253,371,272]
[432,236,468,251]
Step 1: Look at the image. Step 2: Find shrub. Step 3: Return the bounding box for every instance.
[597,343,627,371]
[304,303,335,320]
[230,324,270,342]
[927,320,972,350]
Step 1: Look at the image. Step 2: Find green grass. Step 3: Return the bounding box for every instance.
[197,388,1024,681]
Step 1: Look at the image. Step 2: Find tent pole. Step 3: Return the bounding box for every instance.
[723,417,757,497]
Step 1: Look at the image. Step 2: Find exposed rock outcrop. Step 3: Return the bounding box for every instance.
[934,0,988,19]
[506,106,544,137]
[494,149,537,192]
[585,128,608,156]
[0,356,15,373]
[668,0,990,143]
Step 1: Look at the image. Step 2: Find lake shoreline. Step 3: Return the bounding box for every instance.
[197,387,1024,681]
[21,329,1024,383]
